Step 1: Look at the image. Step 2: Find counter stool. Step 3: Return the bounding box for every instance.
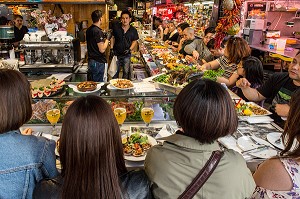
[269,53,293,72]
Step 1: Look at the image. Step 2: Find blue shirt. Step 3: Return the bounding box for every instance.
[0,130,58,199]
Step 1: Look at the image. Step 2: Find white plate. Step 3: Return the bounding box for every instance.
[249,148,278,159]
[68,83,104,94]
[238,102,272,117]
[237,136,277,158]
[123,133,157,161]
[109,79,134,90]
[267,132,284,150]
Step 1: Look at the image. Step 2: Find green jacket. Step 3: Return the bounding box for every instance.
[145,134,255,199]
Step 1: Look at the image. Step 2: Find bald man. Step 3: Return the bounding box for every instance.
[184,27,215,62]
[178,27,197,56]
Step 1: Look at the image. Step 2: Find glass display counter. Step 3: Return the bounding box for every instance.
[29,82,177,125]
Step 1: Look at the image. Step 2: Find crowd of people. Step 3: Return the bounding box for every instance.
[0,8,300,199]
[0,61,299,198]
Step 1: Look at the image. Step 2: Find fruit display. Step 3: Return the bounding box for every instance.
[131,56,140,64]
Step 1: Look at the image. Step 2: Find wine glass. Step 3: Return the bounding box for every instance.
[141,104,154,127]
[113,104,127,128]
[46,109,61,136]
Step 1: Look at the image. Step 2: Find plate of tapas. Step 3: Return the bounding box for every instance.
[236,102,272,117]
[110,79,134,90]
[31,78,65,98]
[68,81,104,94]
[122,132,157,161]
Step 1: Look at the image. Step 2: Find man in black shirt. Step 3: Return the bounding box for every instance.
[86,10,111,82]
[111,10,139,80]
[13,15,28,46]
[236,52,300,127]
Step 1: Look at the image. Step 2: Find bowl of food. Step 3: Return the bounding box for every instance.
[109,79,134,90]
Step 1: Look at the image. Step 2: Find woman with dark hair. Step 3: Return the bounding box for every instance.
[0,69,58,198]
[145,79,255,199]
[33,95,151,199]
[200,36,251,87]
[232,56,264,104]
[252,89,300,198]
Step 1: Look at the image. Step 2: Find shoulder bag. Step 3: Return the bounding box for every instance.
[178,150,224,199]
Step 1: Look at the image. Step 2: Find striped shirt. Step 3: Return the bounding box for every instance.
[217,56,237,78]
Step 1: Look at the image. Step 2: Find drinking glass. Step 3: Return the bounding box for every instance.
[46,109,61,136]
[141,104,154,127]
[113,104,127,128]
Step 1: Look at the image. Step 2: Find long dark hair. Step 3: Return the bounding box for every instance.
[280,89,300,158]
[242,56,264,86]
[59,95,127,199]
[0,69,32,134]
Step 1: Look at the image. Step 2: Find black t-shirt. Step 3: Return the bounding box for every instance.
[112,23,139,56]
[163,32,179,42]
[86,25,106,63]
[257,72,300,126]
[13,25,28,42]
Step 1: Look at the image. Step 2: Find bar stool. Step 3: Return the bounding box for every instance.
[269,53,293,72]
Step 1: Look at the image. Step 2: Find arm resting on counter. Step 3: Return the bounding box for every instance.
[236,78,266,102]
[217,73,239,87]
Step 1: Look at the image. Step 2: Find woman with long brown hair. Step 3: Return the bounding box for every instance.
[252,89,300,198]
[33,95,152,199]
[0,69,58,199]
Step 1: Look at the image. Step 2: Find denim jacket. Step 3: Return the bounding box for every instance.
[0,130,58,199]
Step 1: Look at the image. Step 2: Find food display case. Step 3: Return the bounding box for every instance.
[27,81,177,126]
